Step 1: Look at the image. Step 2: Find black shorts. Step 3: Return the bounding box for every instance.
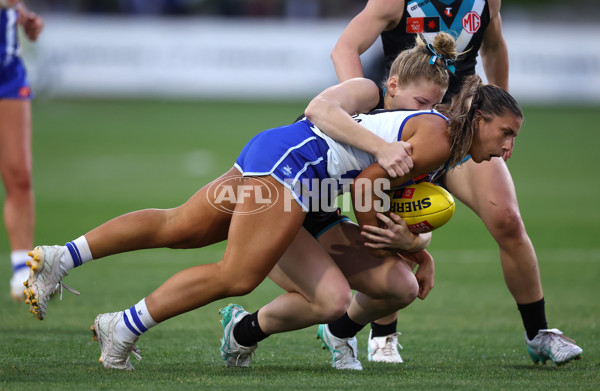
[302,209,351,238]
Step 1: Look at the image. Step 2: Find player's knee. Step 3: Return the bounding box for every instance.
[313,289,352,323]
[486,205,527,242]
[390,278,418,307]
[223,276,262,297]
[2,166,33,194]
[374,267,419,306]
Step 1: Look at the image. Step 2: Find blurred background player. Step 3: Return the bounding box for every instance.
[329,0,582,366]
[0,0,43,300]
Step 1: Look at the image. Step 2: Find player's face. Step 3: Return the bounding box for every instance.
[391,80,446,110]
[469,112,522,163]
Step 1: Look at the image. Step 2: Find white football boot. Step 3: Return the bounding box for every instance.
[367,330,404,363]
[24,246,79,320]
[220,304,257,367]
[91,312,142,370]
[317,324,363,370]
[526,328,583,365]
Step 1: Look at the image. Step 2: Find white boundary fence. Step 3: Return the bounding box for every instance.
[22,16,600,103]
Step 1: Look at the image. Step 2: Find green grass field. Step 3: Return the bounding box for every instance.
[1,99,599,390]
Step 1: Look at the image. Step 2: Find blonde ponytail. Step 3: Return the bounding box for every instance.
[387,32,458,90]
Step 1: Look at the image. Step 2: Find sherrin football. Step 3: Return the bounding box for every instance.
[388,182,455,234]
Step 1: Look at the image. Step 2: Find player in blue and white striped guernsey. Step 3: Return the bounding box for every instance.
[1,1,43,301]
[23,71,522,370]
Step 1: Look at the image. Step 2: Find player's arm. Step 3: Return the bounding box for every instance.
[331,0,405,81]
[352,115,450,255]
[305,78,413,178]
[480,0,508,91]
[16,1,43,41]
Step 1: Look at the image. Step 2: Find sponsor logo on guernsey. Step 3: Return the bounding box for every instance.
[445,7,452,17]
[409,0,430,12]
[462,11,481,34]
[407,17,440,33]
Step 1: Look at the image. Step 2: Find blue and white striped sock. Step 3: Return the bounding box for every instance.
[62,236,93,273]
[115,298,158,343]
[11,250,30,276]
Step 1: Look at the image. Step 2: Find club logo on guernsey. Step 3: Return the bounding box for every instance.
[406,17,440,33]
[282,165,293,176]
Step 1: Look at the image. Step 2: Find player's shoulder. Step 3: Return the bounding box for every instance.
[487,0,501,18]
[405,111,450,138]
[364,0,406,23]
[410,110,449,126]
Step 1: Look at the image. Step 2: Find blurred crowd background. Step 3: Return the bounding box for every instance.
[17,0,600,102]
[26,0,600,20]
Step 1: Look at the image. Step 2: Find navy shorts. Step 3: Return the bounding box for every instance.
[0,58,33,100]
[235,120,331,211]
[302,210,351,238]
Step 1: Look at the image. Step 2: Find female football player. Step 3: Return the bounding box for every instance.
[23,36,522,371]
[222,32,459,369]
[327,0,582,367]
[1,1,44,301]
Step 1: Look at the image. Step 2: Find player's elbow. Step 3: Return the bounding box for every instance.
[304,97,328,124]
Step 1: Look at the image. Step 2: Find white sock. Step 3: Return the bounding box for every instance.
[62,236,93,273]
[11,250,30,276]
[115,298,158,343]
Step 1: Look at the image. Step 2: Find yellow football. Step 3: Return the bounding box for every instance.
[388,182,455,234]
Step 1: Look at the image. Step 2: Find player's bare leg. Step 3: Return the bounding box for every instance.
[25,167,238,319]
[91,176,306,369]
[446,158,543,303]
[144,175,306,321]
[258,228,353,333]
[0,99,34,301]
[446,158,582,364]
[84,167,243,259]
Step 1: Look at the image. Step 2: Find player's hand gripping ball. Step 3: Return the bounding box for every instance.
[388,182,455,234]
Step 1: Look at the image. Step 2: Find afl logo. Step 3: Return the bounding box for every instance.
[206,174,280,215]
[462,11,481,34]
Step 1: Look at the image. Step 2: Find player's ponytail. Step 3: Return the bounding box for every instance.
[387,32,458,90]
[430,32,458,64]
[438,74,523,167]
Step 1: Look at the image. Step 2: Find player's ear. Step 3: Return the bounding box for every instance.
[387,76,399,97]
[474,109,486,130]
